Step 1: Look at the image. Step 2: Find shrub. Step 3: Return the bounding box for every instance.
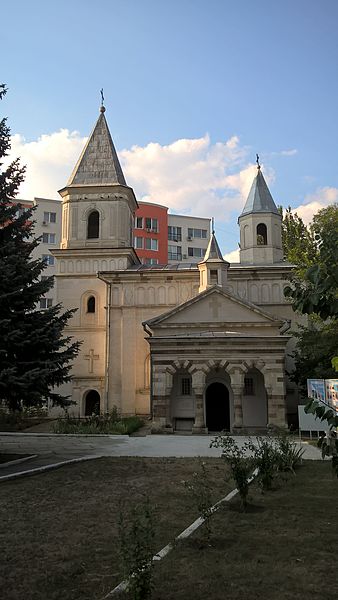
[183,459,214,543]
[118,498,155,600]
[318,430,338,477]
[210,434,255,511]
[274,429,304,473]
[52,411,143,435]
[247,437,279,491]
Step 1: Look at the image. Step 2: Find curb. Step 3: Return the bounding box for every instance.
[0,454,38,469]
[0,432,130,438]
[0,454,105,482]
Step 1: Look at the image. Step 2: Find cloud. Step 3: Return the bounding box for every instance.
[8,129,88,200]
[223,248,240,263]
[292,186,338,224]
[280,149,298,156]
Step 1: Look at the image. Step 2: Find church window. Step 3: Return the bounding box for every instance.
[210,269,218,284]
[87,296,96,313]
[135,216,143,229]
[168,226,182,242]
[134,236,143,249]
[87,210,99,239]
[244,377,254,395]
[256,223,267,245]
[145,238,158,251]
[181,377,192,395]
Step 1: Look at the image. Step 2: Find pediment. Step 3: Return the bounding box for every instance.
[145,286,282,329]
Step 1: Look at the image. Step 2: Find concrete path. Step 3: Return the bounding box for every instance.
[0,432,323,479]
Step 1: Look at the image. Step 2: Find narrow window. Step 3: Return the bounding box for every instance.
[244,377,254,395]
[181,377,191,395]
[87,296,96,313]
[256,223,267,245]
[87,210,99,239]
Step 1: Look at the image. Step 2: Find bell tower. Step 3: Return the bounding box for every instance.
[198,224,229,293]
[58,105,138,251]
[238,158,283,265]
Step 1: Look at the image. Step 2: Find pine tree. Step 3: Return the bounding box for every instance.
[0,85,80,412]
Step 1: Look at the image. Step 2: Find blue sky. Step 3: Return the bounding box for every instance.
[3,0,338,257]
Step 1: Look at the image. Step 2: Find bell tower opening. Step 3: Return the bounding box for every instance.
[87,210,99,239]
[256,223,267,245]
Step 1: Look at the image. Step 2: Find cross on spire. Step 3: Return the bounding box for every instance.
[256,153,261,170]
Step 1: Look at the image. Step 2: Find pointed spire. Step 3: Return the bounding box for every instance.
[241,162,279,217]
[203,229,227,263]
[67,107,126,187]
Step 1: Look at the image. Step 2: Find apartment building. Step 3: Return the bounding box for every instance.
[167,214,211,263]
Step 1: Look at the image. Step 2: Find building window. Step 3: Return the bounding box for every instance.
[145,217,158,233]
[188,247,205,258]
[168,245,182,260]
[145,238,158,251]
[134,236,143,249]
[42,254,55,266]
[244,377,255,396]
[257,223,267,245]
[87,296,96,313]
[40,298,53,309]
[135,216,143,229]
[187,228,207,239]
[43,211,56,223]
[181,377,192,395]
[168,226,182,242]
[144,258,159,265]
[87,210,99,239]
[42,233,56,244]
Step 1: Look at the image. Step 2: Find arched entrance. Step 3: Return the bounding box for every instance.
[205,382,230,432]
[84,390,100,416]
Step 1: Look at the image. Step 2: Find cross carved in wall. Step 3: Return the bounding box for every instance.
[209,295,222,318]
[85,349,99,373]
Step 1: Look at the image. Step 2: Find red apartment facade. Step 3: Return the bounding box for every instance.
[133,201,168,264]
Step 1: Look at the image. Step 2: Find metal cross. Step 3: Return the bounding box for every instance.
[100,88,104,106]
[256,153,261,169]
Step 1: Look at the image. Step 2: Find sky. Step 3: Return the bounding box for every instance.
[3,0,338,260]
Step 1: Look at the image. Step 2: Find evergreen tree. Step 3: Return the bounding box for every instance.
[0,85,80,412]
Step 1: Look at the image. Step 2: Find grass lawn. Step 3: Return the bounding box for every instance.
[0,458,337,600]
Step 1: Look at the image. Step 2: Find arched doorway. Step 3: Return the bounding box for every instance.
[84,390,100,416]
[205,382,230,432]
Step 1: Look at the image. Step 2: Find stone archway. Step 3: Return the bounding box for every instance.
[205,382,230,432]
[84,389,100,416]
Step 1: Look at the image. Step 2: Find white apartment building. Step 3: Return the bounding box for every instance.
[168,214,211,263]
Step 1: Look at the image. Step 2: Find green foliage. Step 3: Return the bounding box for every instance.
[52,411,143,434]
[317,431,338,477]
[247,437,279,491]
[304,398,338,429]
[210,434,255,510]
[290,318,338,397]
[183,459,214,543]
[0,85,80,411]
[280,206,318,273]
[273,429,304,473]
[118,498,155,600]
[0,406,48,431]
[284,203,338,320]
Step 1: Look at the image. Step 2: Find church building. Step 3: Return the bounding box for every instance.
[53,105,298,432]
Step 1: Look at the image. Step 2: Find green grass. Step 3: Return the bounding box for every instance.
[0,458,337,600]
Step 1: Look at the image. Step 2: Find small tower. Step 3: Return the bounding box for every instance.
[238,157,283,265]
[58,104,138,250]
[198,223,229,293]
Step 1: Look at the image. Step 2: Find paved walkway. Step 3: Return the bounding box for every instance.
[0,432,323,479]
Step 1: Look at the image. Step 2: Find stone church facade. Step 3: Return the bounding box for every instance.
[53,106,299,432]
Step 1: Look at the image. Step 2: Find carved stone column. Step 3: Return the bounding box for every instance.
[152,366,173,431]
[228,365,245,431]
[263,364,287,428]
[192,369,207,434]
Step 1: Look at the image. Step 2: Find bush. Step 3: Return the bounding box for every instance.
[247,437,279,491]
[183,459,214,544]
[274,429,304,473]
[52,411,143,435]
[210,434,255,511]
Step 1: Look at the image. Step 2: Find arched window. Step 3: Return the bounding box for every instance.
[87,296,96,313]
[256,223,267,245]
[87,210,99,239]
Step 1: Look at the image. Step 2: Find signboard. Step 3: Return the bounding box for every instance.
[325,380,338,409]
[307,379,326,402]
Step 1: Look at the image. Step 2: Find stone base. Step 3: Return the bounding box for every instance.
[192,426,208,434]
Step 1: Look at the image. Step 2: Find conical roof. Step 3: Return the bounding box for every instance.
[67,108,126,186]
[202,231,229,263]
[241,167,279,216]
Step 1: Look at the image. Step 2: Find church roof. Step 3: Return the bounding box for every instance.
[240,167,279,217]
[67,107,127,186]
[203,230,227,262]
